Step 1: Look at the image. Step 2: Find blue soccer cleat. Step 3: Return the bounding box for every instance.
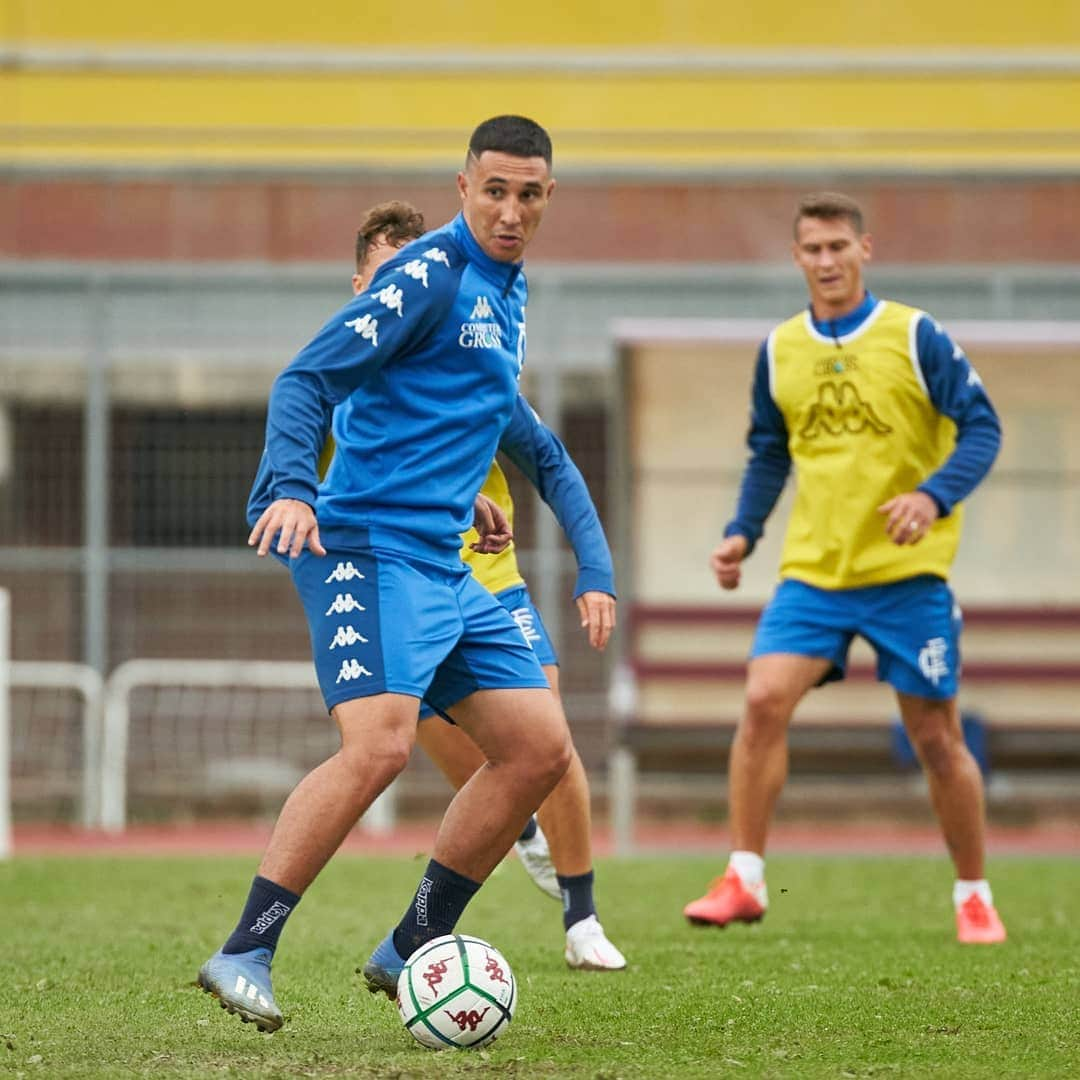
[360,931,406,1000]
[197,947,283,1032]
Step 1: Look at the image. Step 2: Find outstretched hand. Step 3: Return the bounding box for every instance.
[710,534,749,590]
[576,591,616,651]
[469,493,513,554]
[248,498,326,558]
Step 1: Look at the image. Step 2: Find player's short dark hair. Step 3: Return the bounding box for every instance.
[467,115,552,168]
[794,192,865,238]
[355,200,425,270]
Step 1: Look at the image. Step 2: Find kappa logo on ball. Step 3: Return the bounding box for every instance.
[444,1007,490,1033]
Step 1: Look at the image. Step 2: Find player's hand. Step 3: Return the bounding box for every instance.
[248,498,326,559]
[878,491,939,546]
[710,535,748,590]
[469,493,513,554]
[576,591,616,651]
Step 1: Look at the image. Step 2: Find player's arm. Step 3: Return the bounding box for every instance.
[251,256,459,557]
[498,394,616,650]
[879,316,1002,544]
[716,342,792,586]
[914,315,1002,512]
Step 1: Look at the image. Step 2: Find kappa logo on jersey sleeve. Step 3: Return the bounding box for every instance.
[422,247,450,266]
[403,259,430,288]
[344,313,379,347]
[375,282,404,318]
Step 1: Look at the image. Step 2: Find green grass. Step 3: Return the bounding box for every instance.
[1,853,1078,1078]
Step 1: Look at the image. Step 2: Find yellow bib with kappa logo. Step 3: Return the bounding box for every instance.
[769,300,962,589]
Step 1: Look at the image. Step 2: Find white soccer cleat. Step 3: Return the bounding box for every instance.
[514,825,561,901]
[564,915,627,971]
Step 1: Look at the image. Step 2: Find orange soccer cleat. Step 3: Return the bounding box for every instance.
[683,866,767,927]
[956,893,1007,944]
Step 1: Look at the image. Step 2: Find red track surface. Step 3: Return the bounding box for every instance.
[10,820,1079,857]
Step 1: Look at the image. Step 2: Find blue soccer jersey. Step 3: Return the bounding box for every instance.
[248,212,534,566]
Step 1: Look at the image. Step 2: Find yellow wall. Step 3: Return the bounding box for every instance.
[4,1,1080,170]
[9,0,1080,47]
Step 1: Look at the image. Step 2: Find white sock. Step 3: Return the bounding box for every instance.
[953,879,993,909]
[728,850,765,886]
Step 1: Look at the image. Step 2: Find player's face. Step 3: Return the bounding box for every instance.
[793,216,872,319]
[352,233,401,295]
[457,151,555,263]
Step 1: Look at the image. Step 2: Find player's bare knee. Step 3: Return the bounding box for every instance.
[910,728,966,779]
[742,681,793,736]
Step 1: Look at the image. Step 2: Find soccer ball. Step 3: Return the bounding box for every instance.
[396,934,516,1050]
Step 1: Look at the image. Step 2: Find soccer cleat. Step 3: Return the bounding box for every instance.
[197,947,283,1032]
[683,866,768,927]
[564,915,628,971]
[361,930,407,999]
[956,894,1007,944]
[514,825,562,902]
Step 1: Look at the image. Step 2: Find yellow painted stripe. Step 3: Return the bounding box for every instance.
[3,69,1078,171]
[11,0,1080,48]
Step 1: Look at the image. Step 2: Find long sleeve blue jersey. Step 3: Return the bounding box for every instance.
[247,212,613,592]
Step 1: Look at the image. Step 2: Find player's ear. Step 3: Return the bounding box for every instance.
[457,171,469,202]
[351,273,363,296]
[861,232,873,263]
[545,177,556,201]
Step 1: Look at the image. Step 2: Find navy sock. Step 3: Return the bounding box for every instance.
[557,869,596,931]
[222,875,301,956]
[392,859,481,959]
[517,816,539,843]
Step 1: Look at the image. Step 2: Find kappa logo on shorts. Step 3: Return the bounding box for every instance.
[328,625,369,649]
[325,593,365,616]
[510,606,541,646]
[324,561,365,583]
[918,636,950,686]
[335,658,374,683]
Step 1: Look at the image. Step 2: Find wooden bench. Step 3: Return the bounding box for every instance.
[608,604,1080,851]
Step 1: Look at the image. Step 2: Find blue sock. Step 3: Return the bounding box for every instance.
[222,875,301,956]
[517,816,539,843]
[557,870,596,931]
[392,858,481,959]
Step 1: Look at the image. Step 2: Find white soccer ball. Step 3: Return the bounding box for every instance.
[396,933,516,1050]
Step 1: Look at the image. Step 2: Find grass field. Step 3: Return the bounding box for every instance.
[2,852,1078,1078]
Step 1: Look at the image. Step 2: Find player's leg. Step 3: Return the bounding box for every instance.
[415,708,551,894]
[362,685,571,996]
[872,575,1004,943]
[896,692,1005,943]
[198,692,419,1030]
[534,665,626,970]
[200,546,459,1028]
[685,580,846,927]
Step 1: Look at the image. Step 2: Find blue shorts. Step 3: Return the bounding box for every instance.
[419,583,557,722]
[289,545,549,712]
[751,576,962,699]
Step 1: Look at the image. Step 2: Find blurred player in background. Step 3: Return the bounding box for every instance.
[339,199,625,971]
[684,192,1006,945]
[198,116,606,1034]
